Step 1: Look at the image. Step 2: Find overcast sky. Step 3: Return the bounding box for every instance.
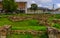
[27,0,60,9]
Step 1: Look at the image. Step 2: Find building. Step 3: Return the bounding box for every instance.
[51,8,60,14]
[56,8,60,11]
[0,0,27,13]
[27,7,52,14]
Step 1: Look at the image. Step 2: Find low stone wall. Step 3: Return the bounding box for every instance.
[47,27,60,38]
[8,16,33,22]
[0,25,11,38]
[0,25,60,38]
[8,15,51,23]
[11,30,43,35]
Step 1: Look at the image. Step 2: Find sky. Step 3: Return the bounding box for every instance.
[27,0,60,9]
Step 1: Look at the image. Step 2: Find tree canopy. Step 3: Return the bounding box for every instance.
[30,4,38,11]
[2,0,17,12]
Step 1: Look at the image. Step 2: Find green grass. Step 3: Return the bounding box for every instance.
[7,33,40,38]
[7,32,48,38]
[5,14,60,38]
[0,14,50,38]
[53,14,60,19]
[1,14,60,30]
[53,23,60,29]
[0,14,46,31]
[48,14,60,29]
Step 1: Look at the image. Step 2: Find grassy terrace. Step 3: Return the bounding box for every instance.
[7,33,48,38]
[0,14,60,38]
[0,14,60,30]
[48,14,60,29]
[0,14,48,38]
[0,14,47,31]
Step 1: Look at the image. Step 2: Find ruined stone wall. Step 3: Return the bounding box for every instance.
[0,25,11,38]
[47,27,60,38]
[0,25,60,38]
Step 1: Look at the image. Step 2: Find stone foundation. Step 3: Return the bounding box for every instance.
[47,27,60,38]
[0,25,60,38]
[0,25,11,38]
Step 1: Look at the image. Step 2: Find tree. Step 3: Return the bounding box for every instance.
[2,0,17,13]
[30,4,38,13]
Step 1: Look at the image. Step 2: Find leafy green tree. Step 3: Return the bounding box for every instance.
[2,0,17,13]
[30,4,38,13]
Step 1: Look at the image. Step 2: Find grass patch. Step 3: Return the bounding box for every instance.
[0,15,46,31]
[0,14,50,38]
[53,23,60,29]
[7,32,48,38]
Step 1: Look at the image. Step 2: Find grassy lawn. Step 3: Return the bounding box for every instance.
[48,14,60,29]
[0,14,47,38]
[1,14,60,30]
[1,14,60,38]
[7,34,40,38]
[0,14,47,31]
[7,32,48,38]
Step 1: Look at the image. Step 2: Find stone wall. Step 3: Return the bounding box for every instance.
[47,27,60,38]
[0,25,60,38]
[11,30,43,35]
[0,25,11,38]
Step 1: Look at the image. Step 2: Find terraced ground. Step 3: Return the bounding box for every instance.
[0,14,48,31]
[0,14,60,38]
[7,32,48,38]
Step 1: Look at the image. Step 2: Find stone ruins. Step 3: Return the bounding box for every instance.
[0,25,60,38]
[0,25,11,38]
